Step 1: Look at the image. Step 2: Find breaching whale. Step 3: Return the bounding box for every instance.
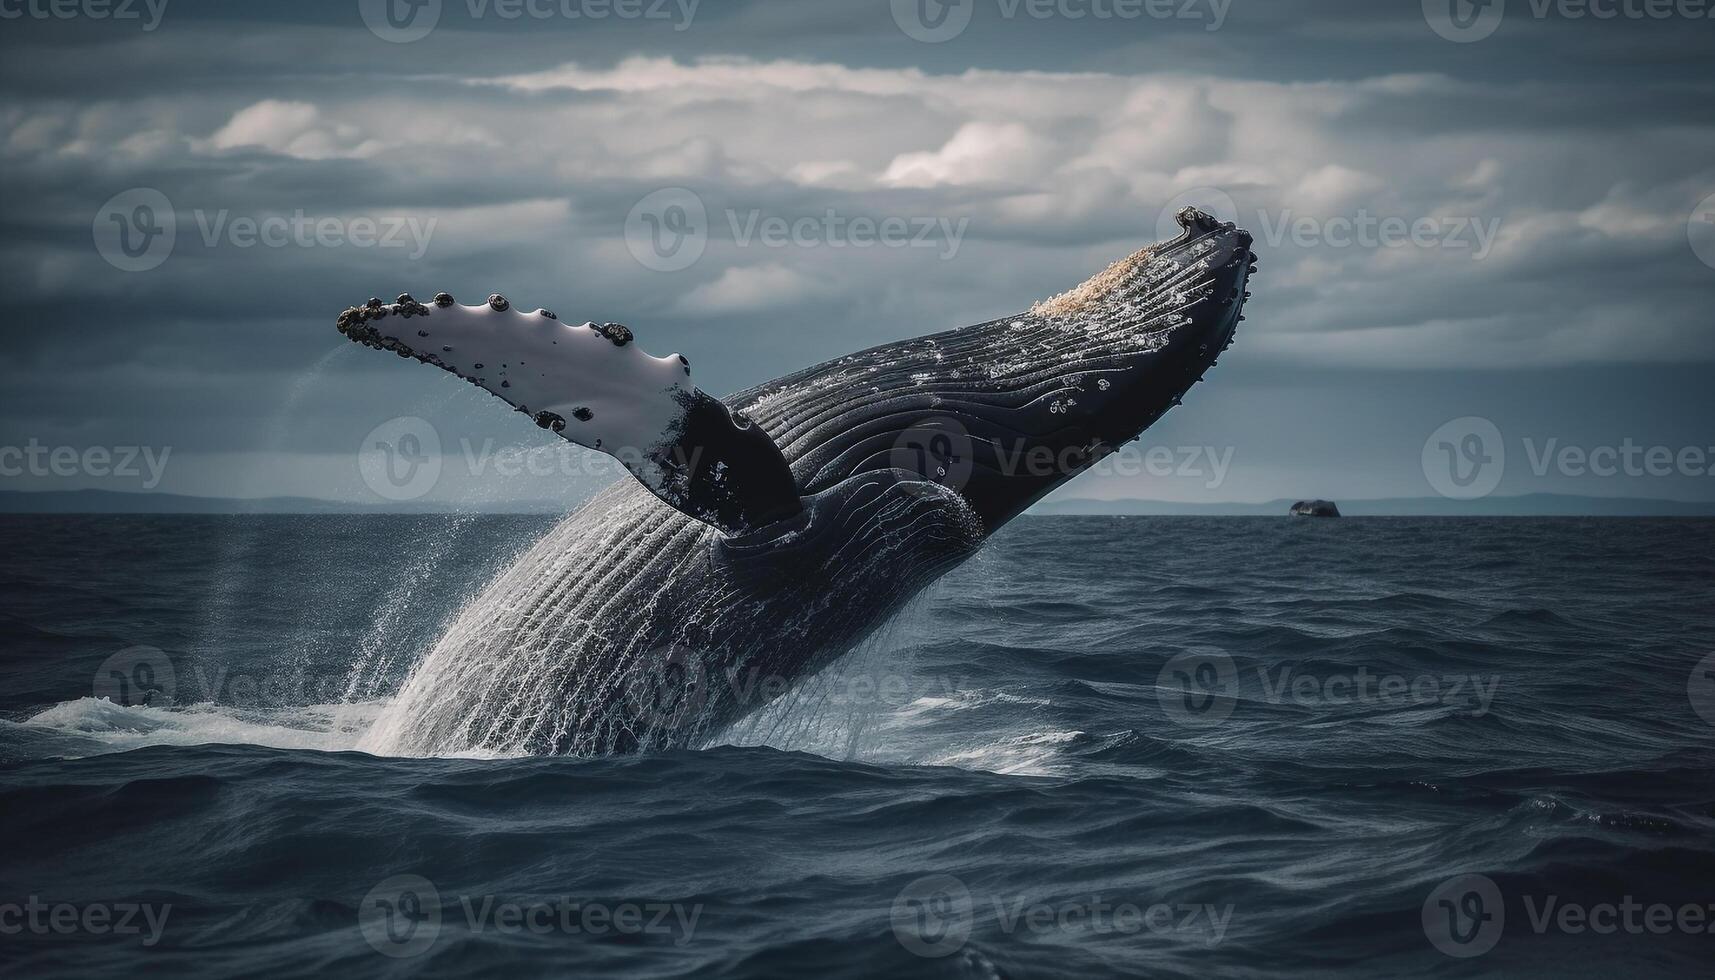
[337,208,1256,756]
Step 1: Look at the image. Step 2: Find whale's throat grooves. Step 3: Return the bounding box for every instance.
[355,209,1256,757]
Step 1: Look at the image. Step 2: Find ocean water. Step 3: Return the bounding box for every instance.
[1,515,1711,978]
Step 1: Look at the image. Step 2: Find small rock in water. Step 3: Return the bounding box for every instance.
[1290,499,1341,518]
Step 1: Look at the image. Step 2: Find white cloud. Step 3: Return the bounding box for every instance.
[675,263,826,315]
[882,121,1061,188]
[5,54,1712,369]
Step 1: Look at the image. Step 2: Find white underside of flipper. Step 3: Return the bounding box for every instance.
[341,294,691,491]
[338,293,804,534]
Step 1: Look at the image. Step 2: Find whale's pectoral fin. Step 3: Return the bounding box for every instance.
[337,292,802,535]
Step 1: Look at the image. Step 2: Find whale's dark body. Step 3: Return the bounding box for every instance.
[348,210,1256,756]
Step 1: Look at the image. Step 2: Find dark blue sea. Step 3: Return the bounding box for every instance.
[1,515,1711,978]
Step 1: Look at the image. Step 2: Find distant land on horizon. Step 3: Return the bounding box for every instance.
[1034,494,1715,517]
[2,489,1714,517]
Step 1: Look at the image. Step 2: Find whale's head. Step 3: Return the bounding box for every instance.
[740,208,1256,535]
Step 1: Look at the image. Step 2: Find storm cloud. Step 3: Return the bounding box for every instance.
[1,0,1711,506]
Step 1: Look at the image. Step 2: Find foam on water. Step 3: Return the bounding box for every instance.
[11,684,1072,774]
[715,593,1073,775]
[13,697,377,755]
[7,696,534,761]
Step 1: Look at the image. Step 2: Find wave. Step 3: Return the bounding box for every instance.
[7,697,382,756]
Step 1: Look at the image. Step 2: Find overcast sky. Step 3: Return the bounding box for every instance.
[1,0,1711,508]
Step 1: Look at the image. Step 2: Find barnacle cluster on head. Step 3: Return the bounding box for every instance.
[1027,209,1253,324]
[1027,245,1157,320]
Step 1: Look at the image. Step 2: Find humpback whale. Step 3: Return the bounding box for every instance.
[337,208,1256,756]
